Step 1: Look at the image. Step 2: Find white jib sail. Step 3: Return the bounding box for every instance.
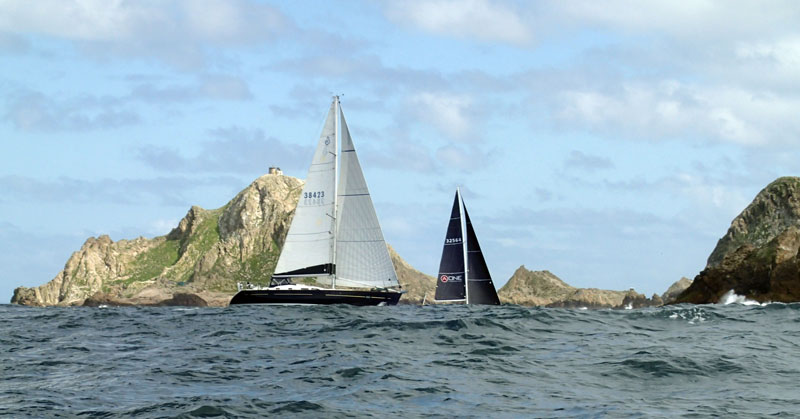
[273,100,337,281]
[334,107,399,289]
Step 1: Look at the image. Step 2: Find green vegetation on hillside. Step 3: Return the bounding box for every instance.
[125,238,181,285]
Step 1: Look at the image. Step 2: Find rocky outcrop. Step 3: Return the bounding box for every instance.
[707,177,800,268]
[388,246,435,304]
[497,267,575,306]
[497,266,658,308]
[82,291,208,307]
[157,293,208,307]
[12,175,302,306]
[82,292,134,307]
[619,290,653,309]
[675,177,800,304]
[11,173,436,307]
[661,277,692,304]
[675,226,800,304]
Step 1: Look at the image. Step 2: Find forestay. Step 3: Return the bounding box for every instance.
[273,101,337,280]
[435,192,467,301]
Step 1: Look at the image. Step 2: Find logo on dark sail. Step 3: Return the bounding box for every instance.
[440,275,462,283]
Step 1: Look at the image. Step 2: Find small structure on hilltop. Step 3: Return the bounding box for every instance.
[268,167,283,175]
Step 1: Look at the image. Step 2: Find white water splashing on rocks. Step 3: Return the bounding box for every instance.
[718,290,767,306]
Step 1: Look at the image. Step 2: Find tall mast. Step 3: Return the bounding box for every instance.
[457,187,469,304]
[332,95,339,290]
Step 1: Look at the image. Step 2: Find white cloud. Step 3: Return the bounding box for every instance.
[409,91,474,140]
[4,91,141,131]
[0,0,289,68]
[559,1,800,40]
[564,150,614,172]
[0,174,244,206]
[136,126,312,175]
[385,0,532,44]
[130,74,253,103]
[555,81,800,146]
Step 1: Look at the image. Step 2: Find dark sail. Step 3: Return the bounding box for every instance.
[463,206,500,305]
[435,192,466,301]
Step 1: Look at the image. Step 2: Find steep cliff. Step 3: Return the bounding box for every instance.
[675,177,800,304]
[706,177,800,268]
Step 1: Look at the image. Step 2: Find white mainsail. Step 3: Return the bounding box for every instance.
[273,100,337,281]
[273,97,398,290]
[334,109,399,289]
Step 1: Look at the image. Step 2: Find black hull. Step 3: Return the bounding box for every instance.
[229,289,403,306]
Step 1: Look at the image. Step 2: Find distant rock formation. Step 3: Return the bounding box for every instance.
[497,266,659,308]
[661,277,692,304]
[11,174,429,307]
[82,291,208,307]
[497,267,575,306]
[388,246,435,304]
[675,177,800,304]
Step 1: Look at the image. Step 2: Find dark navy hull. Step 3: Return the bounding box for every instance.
[229,289,403,306]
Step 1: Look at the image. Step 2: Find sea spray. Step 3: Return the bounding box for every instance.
[718,289,767,306]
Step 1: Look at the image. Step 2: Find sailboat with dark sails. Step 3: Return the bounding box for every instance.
[230,97,403,306]
[434,188,500,305]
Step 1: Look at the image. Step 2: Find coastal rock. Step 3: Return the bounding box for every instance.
[618,289,652,309]
[497,267,575,306]
[497,266,653,308]
[82,291,208,307]
[11,173,431,307]
[650,293,664,306]
[388,246,435,304]
[157,293,208,307]
[661,277,692,304]
[10,175,295,306]
[706,177,800,268]
[83,292,133,307]
[675,177,800,304]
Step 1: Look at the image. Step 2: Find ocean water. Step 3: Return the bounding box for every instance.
[2,303,800,418]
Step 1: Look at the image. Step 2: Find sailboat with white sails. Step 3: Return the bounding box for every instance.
[230,96,403,306]
[434,188,500,305]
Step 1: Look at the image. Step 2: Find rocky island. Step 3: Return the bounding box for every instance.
[10,174,434,307]
[497,266,684,309]
[675,176,800,304]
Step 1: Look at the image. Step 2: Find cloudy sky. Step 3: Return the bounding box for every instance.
[2,0,800,303]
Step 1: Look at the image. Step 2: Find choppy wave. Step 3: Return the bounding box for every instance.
[2,303,800,417]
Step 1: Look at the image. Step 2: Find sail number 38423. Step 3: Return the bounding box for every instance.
[304,191,325,199]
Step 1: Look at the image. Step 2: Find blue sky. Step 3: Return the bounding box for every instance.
[2,0,800,303]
